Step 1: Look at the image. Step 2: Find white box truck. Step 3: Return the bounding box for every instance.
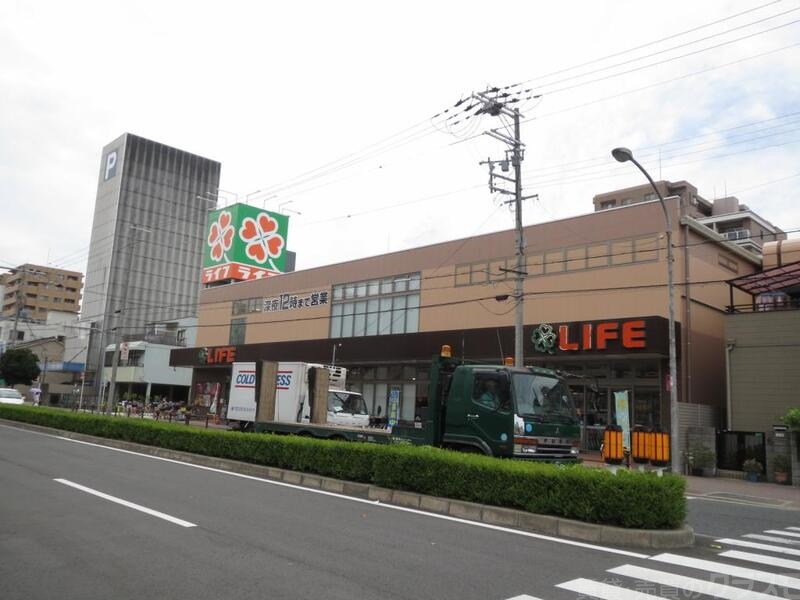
[226,361,370,430]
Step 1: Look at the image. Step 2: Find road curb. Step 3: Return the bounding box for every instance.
[2,419,694,549]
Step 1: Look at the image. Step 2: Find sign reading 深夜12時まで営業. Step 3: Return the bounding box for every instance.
[203,203,290,284]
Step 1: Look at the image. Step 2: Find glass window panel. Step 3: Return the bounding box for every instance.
[471,262,489,284]
[330,315,342,338]
[355,282,367,297]
[376,367,388,379]
[405,307,419,333]
[406,294,419,333]
[229,318,246,345]
[588,244,609,268]
[455,264,470,286]
[634,236,659,262]
[392,296,407,334]
[353,300,367,337]
[374,384,388,417]
[408,273,421,291]
[526,254,544,276]
[401,384,416,421]
[566,247,586,272]
[367,280,380,296]
[490,259,507,281]
[544,250,565,273]
[365,299,379,335]
[634,360,659,379]
[381,278,393,294]
[394,277,408,293]
[387,365,403,380]
[341,312,353,338]
[378,298,392,334]
[344,284,355,299]
[611,240,634,265]
[361,383,375,413]
[333,285,344,301]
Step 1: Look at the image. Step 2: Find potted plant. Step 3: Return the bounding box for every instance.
[773,453,791,485]
[742,458,764,482]
[690,445,716,477]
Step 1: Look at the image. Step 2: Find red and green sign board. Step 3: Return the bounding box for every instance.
[203,203,290,283]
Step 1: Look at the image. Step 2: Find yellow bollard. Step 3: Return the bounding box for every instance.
[631,427,650,465]
[651,429,670,467]
[602,425,624,465]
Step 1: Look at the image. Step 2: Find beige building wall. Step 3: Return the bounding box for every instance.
[194,199,760,418]
[1,264,83,320]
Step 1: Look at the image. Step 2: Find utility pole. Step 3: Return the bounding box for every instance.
[474,90,537,367]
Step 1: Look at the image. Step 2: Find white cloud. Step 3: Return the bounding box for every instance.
[1,0,798,277]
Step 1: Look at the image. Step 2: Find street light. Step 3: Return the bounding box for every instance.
[611,147,680,475]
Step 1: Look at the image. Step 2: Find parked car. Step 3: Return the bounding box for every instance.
[0,388,25,405]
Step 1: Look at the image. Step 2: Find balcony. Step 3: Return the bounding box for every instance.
[722,229,751,241]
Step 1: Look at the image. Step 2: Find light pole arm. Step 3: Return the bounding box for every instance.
[626,156,671,231]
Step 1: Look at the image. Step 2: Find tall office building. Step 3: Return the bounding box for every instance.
[82,133,221,386]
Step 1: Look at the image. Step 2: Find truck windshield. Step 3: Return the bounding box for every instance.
[512,373,578,423]
[328,391,368,415]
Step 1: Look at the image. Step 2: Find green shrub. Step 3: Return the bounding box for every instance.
[781,407,800,431]
[0,406,685,529]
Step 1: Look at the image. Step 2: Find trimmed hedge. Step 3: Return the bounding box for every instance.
[0,406,685,529]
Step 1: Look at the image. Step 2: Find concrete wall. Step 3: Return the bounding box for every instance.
[143,344,192,386]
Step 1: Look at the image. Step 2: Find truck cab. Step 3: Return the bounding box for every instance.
[326,389,370,428]
[393,350,581,461]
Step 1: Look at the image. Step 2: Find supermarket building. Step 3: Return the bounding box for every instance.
[171,182,779,450]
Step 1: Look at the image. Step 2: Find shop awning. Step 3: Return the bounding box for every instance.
[728,260,800,296]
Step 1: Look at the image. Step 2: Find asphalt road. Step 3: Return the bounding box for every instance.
[688,492,800,541]
[1,423,798,600]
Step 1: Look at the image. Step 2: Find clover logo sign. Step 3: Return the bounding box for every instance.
[239,212,285,270]
[532,324,557,355]
[207,211,234,262]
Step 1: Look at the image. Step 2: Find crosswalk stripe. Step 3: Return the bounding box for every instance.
[720,550,800,571]
[716,538,800,557]
[556,578,655,599]
[764,529,800,539]
[650,553,800,590]
[503,596,546,600]
[608,564,776,600]
[745,533,800,545]
[789,527,800,532]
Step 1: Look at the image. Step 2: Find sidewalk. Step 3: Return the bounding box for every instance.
[582,450,800,510]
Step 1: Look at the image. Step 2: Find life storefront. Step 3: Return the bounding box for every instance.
[170,317,677,449]
[187,345,239,418]
[527,316,678,451]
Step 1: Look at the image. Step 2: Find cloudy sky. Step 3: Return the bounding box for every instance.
[1,1,798,278]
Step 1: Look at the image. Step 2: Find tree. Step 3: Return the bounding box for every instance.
[0,348,41,386]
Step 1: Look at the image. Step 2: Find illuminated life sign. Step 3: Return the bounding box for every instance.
[198,346,237,365]
[203,203,290,284]
[531,319,652,354]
